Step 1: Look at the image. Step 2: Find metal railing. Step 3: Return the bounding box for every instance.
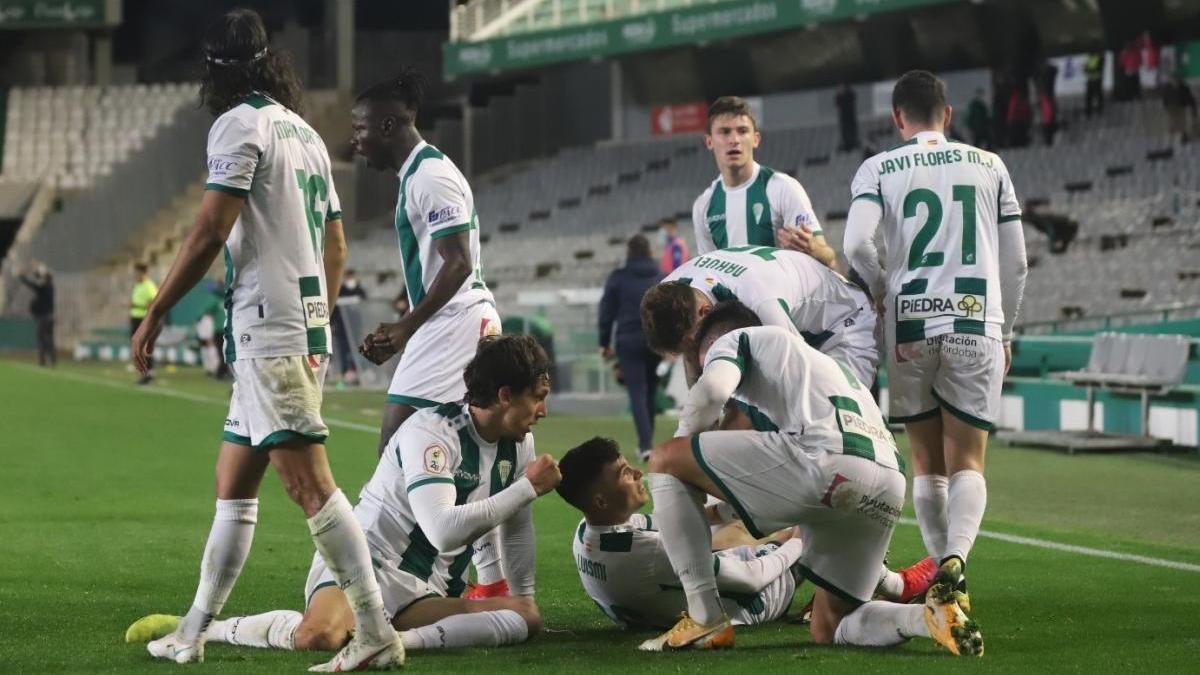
[450,0,736,42]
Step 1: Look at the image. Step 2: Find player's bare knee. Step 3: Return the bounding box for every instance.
[293,620,348,651]
[646,438,688,475]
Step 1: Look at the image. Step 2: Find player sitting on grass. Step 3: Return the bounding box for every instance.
[556,437,937,631]
[127,335,560,656]
[640,300,982,656]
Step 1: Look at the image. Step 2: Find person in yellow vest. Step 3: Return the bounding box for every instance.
[130,262,159,384]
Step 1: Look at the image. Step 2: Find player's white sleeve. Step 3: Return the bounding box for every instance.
[498,504,536,597]
[205,113,263,195]
[714,539,803,594]
[677,351,742,436]
[775,173,823,235]
[692,192,716,255]
[400,424,537,552]
[844,199,886,303]
[409,159,473,240]
[994,157,1027,342]
[997,220,1028,342]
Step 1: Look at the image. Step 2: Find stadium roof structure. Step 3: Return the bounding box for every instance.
[444,0,964,79]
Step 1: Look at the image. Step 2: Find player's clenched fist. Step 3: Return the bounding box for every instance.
[525,454,561,495]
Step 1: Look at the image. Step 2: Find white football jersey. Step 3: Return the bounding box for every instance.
[358,402,534,597]
[692,162,821,255]
[850,130,1021,343]
[703,326,904,472]
[572,515,798,629]
[664,247,866,354]
[394,141,492,311]
[206,93,341,361]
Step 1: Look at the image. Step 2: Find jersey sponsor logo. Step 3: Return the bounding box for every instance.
[224,418,240,429]
[207,155,244,178]
[896,293,986,322]
[794,212,813,229]
[837,408,897,450]
[497,459,513,485]
[427,205,463,226]
[423,444,450,475]
[705,213,726,225]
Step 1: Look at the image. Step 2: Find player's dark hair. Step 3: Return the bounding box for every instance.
[134,262,149,274]
[707,96,758,133]
[556,437,622,512]
[627,233,651,259]
[693,300,762,348]
[355,67,428,122]
[199,8,304,116]
[891,70,947,125]
[464,334,552,407]
[640,281,697,355]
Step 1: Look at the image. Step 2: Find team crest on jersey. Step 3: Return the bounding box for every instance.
[752,202,765,223]
[423,444,450,475]
[497,459,513,485]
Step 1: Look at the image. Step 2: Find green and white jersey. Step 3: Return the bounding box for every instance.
[206,93,342,361]
[692,162,822,255]
[850,130,1021,343]
[573,515,798,629]
[394,141,491,311]
[704,326,904,472]
[664,246,865,353]
[359,402,534,597]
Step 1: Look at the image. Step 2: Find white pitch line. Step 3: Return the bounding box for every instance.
[7,362,379,435]
[898,517,1200,573]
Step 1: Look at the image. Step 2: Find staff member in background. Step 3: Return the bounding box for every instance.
[331,268,367,386]
[130,262,159,384]
[599,234,664,462]
[20,261,56,367]
[659,217,689,274]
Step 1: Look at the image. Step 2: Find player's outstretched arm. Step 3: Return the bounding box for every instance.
[131,190,242,374]
[712,538,803,594]
[676,359,740,436]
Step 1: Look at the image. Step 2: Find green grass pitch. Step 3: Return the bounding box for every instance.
[1,358,1198,673]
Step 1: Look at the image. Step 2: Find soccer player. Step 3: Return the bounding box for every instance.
[641,301,982,656]
[693,96,835,267]
[351,69,508,597]
[843,70,1028,600]
[129,10,403,670]
[556,437,935,632]
[128,335,559,655]
[640,246,879,388]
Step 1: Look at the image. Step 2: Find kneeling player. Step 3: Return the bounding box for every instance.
[128,335,559,656]
[642,301,982,656]
[555,437,936,631]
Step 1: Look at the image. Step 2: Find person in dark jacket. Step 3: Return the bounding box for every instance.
[598,234,664,460]
[19,261,56,366]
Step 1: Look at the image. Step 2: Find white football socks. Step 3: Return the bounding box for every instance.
[307,489,394,645]
[178,498,258,642]
[472,529,505,585]
[648,473,723,625]
[875,565,904,600]
[206,610,302,650]
[400,609,528,650]
[912,474,950,561]
[945,470,987,564]
[834,601,929,647]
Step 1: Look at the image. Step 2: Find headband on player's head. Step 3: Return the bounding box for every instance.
[206,47,268,67]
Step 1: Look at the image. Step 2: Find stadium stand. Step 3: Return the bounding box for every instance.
[451,0,740,41]
[341,97,1200,330]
